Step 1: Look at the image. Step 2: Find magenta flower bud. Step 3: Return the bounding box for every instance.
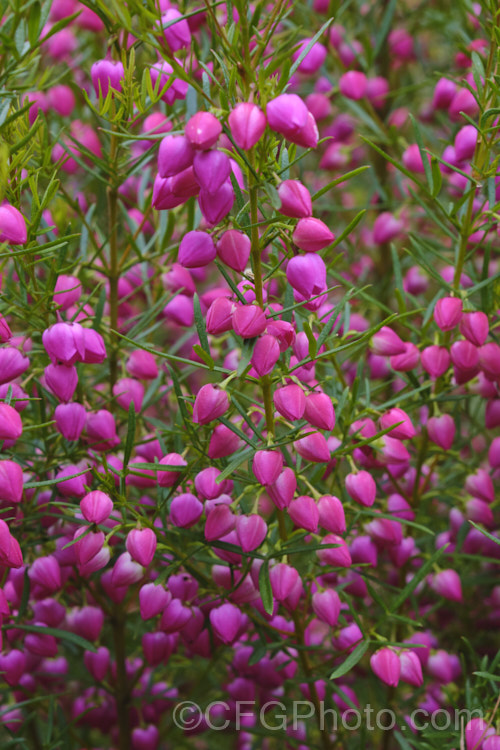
[0,461,23,504]
[465,468,494,504]
[44,364,78,403]
[53,275,82,310]
[431,569,462,602]
[277,180,312,218]
[483,737,500,750]
[0,403,22,442]
[55,402,86,441]
[42,322,85,365]
[0,348,29,385]
[161,8,191,50]
[139,582,171,620]
[286,254,326,300]
[91,59,124,97]
[288,495,319,532]
[270,563,299,602]
[459,311,489,346]
[198,181,234,225]
[210,603,244,644]
[274,384,306,421]
[193,150,230,194]
[73,528,105,566]
[84,646,110,682]
[370,648,400,687]
[251,334,280,377]
[465,719,495,750]
[266,94,308,140]
[253,450,283,485]
[0,520,22,568]
[479,342,500,380]
[366,76,389,108]
[81,328,106,365]
[192,384,229,425]
[402,143,427,174]
[28,556,61,594]
[399,651,423,687]
[132,725,159,750]
[489,437,500,468]
[0,204,27,245]
[371,326,406,356]
[232,304,267,338]
[67,605,104,641]
[0,314,11,344]
[434,297,463,331]
[318,495,345,534]
[208,424,242,459]
[158,135,194,178]
[169,493,203,527]
[312,589,341,627]
[450,340,479,375]
[25,623,58,658]
[318,534,352,566]
[185,112,222,150]
[293,37,326,73]
[163,294,193,327]
[216,229,251,272]
[157,453,187,488]
[304,392,335,431]
[126,350,158,380]
[160,598,191,633]
[205,505,235,541]
[466,498,494,527]
[0,650,26,686]
[268,467,296,509]
[432,77,457,109]
[380,407,416,440]
[228,102,266,150]
[293,110,319,149]
[454,124,477,162]
[126,528,157,567]
[421,345,450,378]
[345,471,376,507]
[194,467,228,499]
[178,230,216,269]
[80,490,113,525]
[295,431,330,462]
[267,320,295,352]
[206,297,234,335]
[111,551,143,588]
[86,409,119,450]
[427,414,455,450]
[339,71,367,100]
[292,217,334,252]
[236,514,267,552]
[373,212,404,244]
[113,378,144,413]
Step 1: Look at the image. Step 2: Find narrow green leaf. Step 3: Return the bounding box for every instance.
[11,624,97,652]
[193,293,210,356]
[258,560,274,615]
[330,640,368,680]
[122,402,136,469]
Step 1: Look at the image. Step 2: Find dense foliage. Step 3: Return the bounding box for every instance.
[0,0,499,748]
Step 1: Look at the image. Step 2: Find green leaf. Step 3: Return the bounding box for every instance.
[285,18,333,84]
[192,345,215,369]
[122,401,136,470]
[28,2,41,47]
[258,560,274,615]
[373,0,397,58]
[216,448,254,482]
[303,320,317,359]
[193,293,211,356]
[330,639,369,679]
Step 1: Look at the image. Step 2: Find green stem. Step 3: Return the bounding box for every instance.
[108,130,119,393]
[111,605,131,750]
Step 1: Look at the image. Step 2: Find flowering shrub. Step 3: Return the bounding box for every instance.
[0,0,499,748]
